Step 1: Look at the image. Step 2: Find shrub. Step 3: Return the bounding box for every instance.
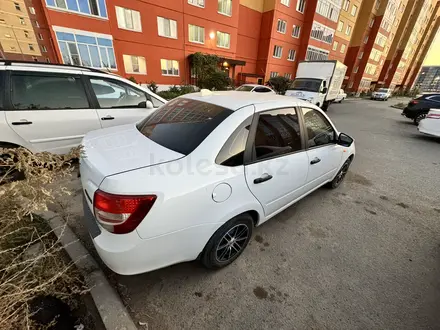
[191,52,231,90]
[128,76,138,84]
[268,76,291,95]
[157,85,197,100]
[0,147,87,329]
[147,81,158,94]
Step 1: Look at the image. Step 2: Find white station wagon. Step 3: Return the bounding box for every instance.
[80,91,355,275]
[0,60,166,154]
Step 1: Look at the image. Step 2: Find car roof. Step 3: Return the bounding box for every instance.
[239,84,267,88]
[180,91,312,111]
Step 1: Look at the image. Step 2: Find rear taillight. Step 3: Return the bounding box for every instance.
[427,113,440,119]
[410,100,419,105]
[93,190,156,234]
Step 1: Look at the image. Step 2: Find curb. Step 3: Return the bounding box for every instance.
[40,210,138,330]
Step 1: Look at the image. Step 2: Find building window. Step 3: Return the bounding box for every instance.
[29,44,35,51]
[122,55,146,74]
[343,0,349,11]
[364,36,369,44]
[281,0,290,6]
[46,58,50,63]
[332,41,338,50]
[157,17,177,38]
[354,66,358,73]
[45,0,107,18]
[14,2,21,11]
[273,45,283,58]
[0,19,6,24]
[306,46,329,61]
[38,33,43,40]
[296,0,306,13]
[160,59,179,76]
[348,81,353,88]
[345,25,351,36]
[24,30,30,38]
[351,5,357,16]
[277,19,287,34]
[5,33,12,38]
[292,25,300,38]
[216,31,230,48]
[365,63,377,75]
[284,73,292,79]
[29,6,36,14]
[35,21,39,27]
[311,21,334,44]
[316,0,340,22]
[188,0,205,8]
[380,59,384,65]
[369,48,382,61]
[287,49,296,61]
[188,24,204,43]
[41,45,47,52]
[375,33,386,47]
[337,20,343,31]
[369,18,374,27]
[270,71,278,78]
[55,30,116,69]
[19,17,25,25]
[115,7,141,32]
[358,52,363,59]
[218,0,232,16]
[340,44,346,53]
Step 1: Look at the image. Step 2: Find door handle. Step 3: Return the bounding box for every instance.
[11,120,32,125]
[310,157,321,165]
[101,116,115,121]
[254,173,273,184]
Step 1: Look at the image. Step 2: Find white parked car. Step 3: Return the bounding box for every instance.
[371,88,392,101]
[418,109,440,137]
[80,91,355,275]
[236,84,275,93]
[0,61,166,154]
[334,89,347,103]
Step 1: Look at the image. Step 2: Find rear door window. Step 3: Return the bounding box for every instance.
[90,78,147,109]
[254,87,272,93]
[11,73,89,110]
[137,98,233,155]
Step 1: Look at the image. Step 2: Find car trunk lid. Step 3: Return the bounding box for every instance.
[80,124,184,197]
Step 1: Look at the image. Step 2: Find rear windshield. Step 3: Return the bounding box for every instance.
[136,98,233,155]
[288,78,321,92]
[236,85,254,92]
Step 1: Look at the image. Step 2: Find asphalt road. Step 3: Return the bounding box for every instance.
[58,97,440,330]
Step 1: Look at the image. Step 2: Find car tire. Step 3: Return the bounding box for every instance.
[201,214,254,270]
[414,112,427,125]
[327,158,352,189]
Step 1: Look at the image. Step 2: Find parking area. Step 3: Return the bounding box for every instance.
[52,97,440,329]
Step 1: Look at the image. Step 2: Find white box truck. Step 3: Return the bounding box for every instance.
[285,60,347,111]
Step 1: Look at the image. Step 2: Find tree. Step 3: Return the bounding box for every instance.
[268,76,291,95]
[192,52,231,90]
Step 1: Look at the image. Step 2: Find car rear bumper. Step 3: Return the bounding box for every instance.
[83,198,221,275]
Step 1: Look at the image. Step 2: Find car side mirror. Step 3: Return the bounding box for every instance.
[139,100,154,109]
[337,133,354,147]
[322,87,328,94]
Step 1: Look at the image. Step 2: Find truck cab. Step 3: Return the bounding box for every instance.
[285,78,328,108]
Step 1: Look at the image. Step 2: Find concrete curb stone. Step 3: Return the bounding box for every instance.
[39,210,138,330]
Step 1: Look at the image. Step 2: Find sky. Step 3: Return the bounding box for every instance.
[423,30,440,66]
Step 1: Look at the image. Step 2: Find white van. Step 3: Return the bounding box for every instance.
[0,60,166,154]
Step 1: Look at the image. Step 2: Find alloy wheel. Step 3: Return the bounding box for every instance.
[335,162,350,186]
[215,224,249,262]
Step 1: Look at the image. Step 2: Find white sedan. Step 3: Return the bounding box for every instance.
[334,89,347,103]
[80,91,355,275]
[418,109,440,137]
[235,84,275,93]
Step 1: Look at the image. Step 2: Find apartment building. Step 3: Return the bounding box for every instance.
[413,65,440,92]
[0,0,56,62]
[382,0,439,89]
[344,0,408,93]
[332,0,363,63]
[404,7,440,89]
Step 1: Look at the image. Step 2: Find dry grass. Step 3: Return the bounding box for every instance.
[0,147,88,329]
